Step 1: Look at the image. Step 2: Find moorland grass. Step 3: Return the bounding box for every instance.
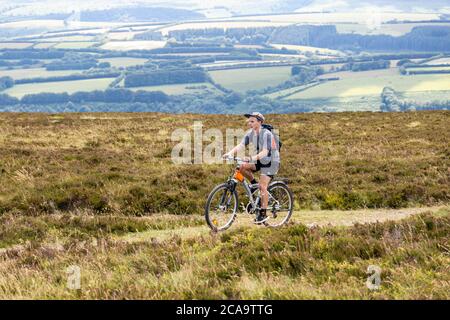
[0,210,447,299]
[0,111,448,216]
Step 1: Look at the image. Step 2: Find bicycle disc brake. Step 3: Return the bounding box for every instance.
[245,196,261,215]
[245,202,255,214]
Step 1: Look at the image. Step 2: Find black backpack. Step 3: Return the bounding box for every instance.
[262,124,282,151]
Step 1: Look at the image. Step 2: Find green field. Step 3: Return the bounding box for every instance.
[209,66,292,93]
[107,31,142,41]
[98,57,148,68]
[4,78,116,98]
[424,57,450,65]
[263,82,321,99]
[285,74,450,100]
[128,82,221,95]
[261,53,305,61]
[33,42,57,49]
[0,68,82,80]
[53,42,96,49]
[335,22,450,36]
[318,68,399,80]
[270,43,344,56]
[407,66,450,72]
[202,60,288,68]
[100,40,166,51]
[0,42,33,49]
[287,96,381,112]
[401,90,450,103]
[39,35,96,42]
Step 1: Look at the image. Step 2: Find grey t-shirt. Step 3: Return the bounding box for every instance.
[241,128,280,164]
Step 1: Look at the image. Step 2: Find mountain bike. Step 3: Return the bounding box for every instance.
[205,156,294,232]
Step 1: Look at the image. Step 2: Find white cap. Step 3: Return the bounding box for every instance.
[244,112,265,122]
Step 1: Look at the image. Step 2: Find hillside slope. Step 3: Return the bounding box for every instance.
[0,111,448,216]
[0,111,448,299]
[0,207,448,299]
[294,0,450,13]
[1,0,448,20]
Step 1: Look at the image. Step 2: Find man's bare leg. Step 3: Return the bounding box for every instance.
[239,163,256,182]
[259,175,271,210]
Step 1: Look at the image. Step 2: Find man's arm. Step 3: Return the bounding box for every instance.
[223,143,245,158]
[249,148,269,162]
[223,130,251,158]
[248,130,271,162]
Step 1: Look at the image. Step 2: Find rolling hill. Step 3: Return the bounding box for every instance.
[1,0,449,20]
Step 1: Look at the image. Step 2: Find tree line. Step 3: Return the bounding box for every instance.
[0,59,40,67]
[268,25,450,52]
[168,27,276,44]
[0,89,315,114]
[0,77,14,90]
[342,59,390,72]
[0,50,65,60]
[124,68,209,87]
[403,69,450,75]
[0,89,169,105]
[15,72,121,84]
[46,59,110,71]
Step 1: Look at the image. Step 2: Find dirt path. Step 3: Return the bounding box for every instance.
[119,205,449,243]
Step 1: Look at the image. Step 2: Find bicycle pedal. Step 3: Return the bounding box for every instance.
[254,216,269,225]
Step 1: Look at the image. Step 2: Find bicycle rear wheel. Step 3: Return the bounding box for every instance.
[205,183,239,232]
[264,182,293,228]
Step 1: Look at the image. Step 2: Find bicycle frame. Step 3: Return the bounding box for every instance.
[225,156,280,215]
[205,156,293,231]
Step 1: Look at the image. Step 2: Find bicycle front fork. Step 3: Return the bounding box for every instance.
[219,180,237,208]
[227,179,237,193]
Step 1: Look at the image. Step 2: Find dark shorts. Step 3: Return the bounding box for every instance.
[252,161,280,178]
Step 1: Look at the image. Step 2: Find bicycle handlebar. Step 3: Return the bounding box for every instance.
[223,156,249,163]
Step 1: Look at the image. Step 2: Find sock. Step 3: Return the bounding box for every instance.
[260,208,267,216]
[251,178,257,185]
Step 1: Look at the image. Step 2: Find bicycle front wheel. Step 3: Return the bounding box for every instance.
[205,183,239,232]
[264,182,294,228]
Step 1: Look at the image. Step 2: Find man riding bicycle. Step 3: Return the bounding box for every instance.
[223,112,280,224]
